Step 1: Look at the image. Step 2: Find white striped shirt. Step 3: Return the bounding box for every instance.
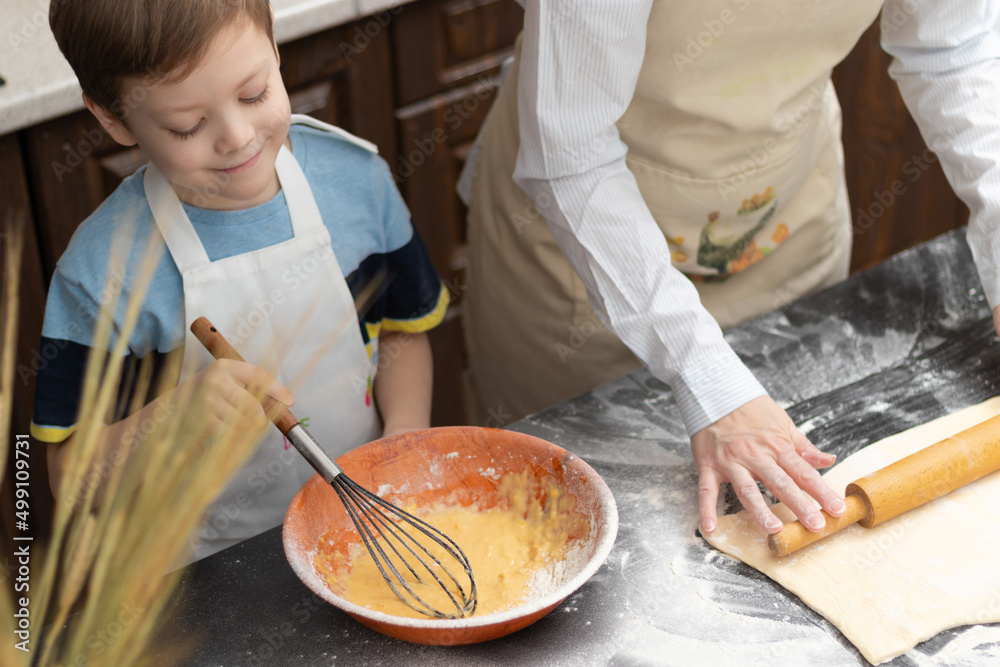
[475,0,1000,435]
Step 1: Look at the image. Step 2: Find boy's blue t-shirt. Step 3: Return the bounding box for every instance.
[31,125,448,442]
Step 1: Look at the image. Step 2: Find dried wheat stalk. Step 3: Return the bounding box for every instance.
[0,213,279,666]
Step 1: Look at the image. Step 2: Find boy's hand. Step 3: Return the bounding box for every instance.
[184,359,295,440]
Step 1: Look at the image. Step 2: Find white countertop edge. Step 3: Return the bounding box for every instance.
[3,79,84,136]
[272,0,359,44]
[0,0,416,136]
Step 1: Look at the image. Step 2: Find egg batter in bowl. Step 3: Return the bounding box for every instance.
[313,467,591,618]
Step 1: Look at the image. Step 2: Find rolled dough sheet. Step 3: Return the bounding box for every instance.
[702,397,1000,665]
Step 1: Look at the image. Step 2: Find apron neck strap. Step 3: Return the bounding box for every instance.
[275,143,325,237]
[144,163,211,273]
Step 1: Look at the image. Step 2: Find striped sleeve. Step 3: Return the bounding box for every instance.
[512,0,765,435]
[881,0,1000,308]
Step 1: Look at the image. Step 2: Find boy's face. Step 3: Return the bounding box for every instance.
[90,19,291,211]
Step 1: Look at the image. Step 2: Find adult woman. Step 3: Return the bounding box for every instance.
[461,1,1000,535]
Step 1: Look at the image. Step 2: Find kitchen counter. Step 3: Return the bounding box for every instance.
[0,0,412,135]
[153,228,1000,666]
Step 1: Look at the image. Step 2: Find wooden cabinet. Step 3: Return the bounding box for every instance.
[833,19,968,273]
[279,19,397,162]
[0,132,53,556]
[22,113,140,281]
[390,0,523,426]
[392,0,522,106]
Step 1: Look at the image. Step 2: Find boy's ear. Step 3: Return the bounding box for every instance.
[83,94,138,147]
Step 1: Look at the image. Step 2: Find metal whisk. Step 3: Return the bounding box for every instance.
[192,317,477,618]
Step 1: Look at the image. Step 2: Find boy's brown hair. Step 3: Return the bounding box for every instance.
[50,0,274,120]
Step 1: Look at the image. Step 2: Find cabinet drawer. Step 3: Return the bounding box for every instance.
[22,112,140,281]
[279,20,397,158]
[0,131,53,547]
[394,76,504,427]
[392,0,522,107]
[395,75,501,285]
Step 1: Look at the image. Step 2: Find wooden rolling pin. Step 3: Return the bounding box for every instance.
[767,412,1000,557]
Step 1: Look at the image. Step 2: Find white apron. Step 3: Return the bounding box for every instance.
[146,115,381,563]
[462,0,883,425]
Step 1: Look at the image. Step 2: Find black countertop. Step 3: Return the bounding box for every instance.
[156,229,1000,666]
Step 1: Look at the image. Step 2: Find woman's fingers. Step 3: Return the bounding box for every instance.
[753,457,827,531]
[691,396,845,534]
[788,433,845,516]
[726,467,784,533]
[697,466,721,533]
[795,434,837,469]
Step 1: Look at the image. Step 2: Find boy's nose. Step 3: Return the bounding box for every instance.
[217,116,257,155]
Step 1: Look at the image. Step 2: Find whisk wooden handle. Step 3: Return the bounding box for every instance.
[190,316,300,435]
[768,413,1000,556]
[191,317,345,484]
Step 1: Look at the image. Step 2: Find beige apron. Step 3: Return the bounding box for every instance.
[463,0,882,426]
[147,115,381,563]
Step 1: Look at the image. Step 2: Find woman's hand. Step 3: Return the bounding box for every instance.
[692,395,845,534]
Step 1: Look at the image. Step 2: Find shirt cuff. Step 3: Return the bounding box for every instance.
[667,346,768,436]
[30,421,76,444]
[967,220,1000,310]
[975,261,1000,311]
[379,284,451,334]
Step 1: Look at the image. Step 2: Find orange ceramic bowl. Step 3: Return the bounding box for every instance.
[282,426,618,645]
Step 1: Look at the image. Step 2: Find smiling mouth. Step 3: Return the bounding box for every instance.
[220,147,263,175]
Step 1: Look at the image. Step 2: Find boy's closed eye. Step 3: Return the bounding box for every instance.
[170,122,204,140]
[242,87,270,106]
[167,87,272,140]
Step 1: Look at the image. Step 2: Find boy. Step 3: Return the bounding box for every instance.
[32,0,449,562]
